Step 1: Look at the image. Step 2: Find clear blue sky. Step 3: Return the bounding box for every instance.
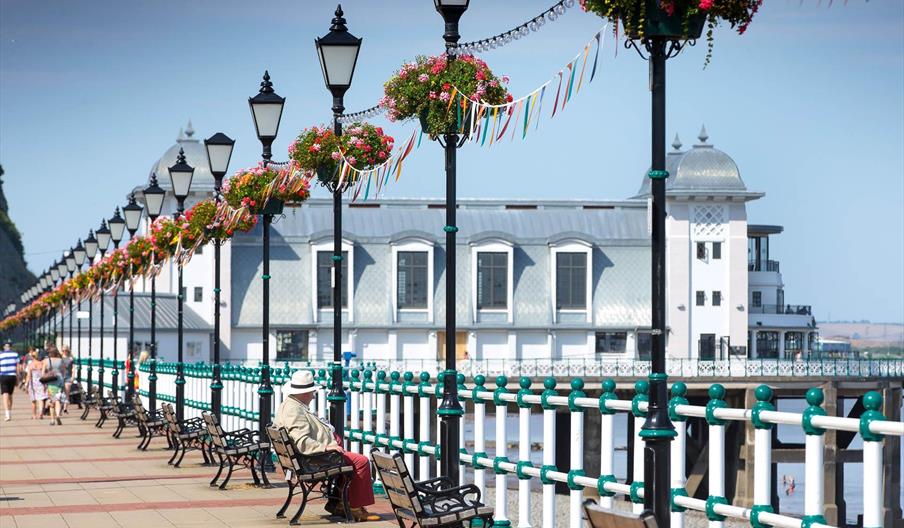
[1,0,901,323]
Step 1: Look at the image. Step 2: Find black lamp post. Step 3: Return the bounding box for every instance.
[73,239,86,385]
[96,220,112,391]
[65,250,76,356]
[123,193,143,400]
[56,258,68,351]
[84,229,98,393]
[249,71,286,471]
[204,132,235,421]
[109,207,126,398]
[143,174,166,412]
[168,148,195,423]
[433,0,469,484]
[316,3,362,437]
[50,264,60,345]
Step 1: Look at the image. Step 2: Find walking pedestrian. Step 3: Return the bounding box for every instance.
[60,345,74,413]
[23,347,47,419]
[0,341,19,421]
[43,348,66,426]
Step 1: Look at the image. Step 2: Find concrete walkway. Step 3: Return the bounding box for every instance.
[0,395,396,528]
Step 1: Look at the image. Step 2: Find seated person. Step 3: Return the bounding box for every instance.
[275,370,379,522]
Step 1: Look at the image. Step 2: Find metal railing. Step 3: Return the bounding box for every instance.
[749,304,812,316]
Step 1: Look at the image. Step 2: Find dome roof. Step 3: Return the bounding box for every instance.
[636,126,747,197]
[146,121,216,192]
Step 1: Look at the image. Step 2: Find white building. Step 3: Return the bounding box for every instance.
[73,122,816,366]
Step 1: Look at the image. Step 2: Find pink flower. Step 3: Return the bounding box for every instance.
[311,143,321,151]
[429,91,438,100]
[331,151,341,160]
[418,73,429,82]
[501,75,510,84]
[698,0,712,10]
[378,151,387,159]
[347,156,357,165]
[475,71,485,81]
[439,91,450,102]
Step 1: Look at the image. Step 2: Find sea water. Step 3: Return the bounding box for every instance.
[462,399,903,524]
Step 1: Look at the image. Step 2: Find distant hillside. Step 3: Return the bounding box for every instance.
[0,164,36,310]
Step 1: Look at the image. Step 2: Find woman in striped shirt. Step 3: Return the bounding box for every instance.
[0,341,19,421]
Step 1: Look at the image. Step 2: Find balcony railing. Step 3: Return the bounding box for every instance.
[749,303,811,315]
[748,259,780,272]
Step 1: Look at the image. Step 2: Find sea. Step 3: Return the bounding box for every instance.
[461,399,903,524]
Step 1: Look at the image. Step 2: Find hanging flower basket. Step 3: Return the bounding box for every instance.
[580,0,763,62]
[290,123,395,187]
[381,54,511,138]
[223,164,310,216]
[260,198,284,216]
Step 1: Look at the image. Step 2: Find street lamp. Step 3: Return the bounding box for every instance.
[143,174,165,412]
[249,71,286,473]
[168,148,194,422]
[109,207,126,398]
[65,250,76,356]
[316,3,362,438]
[73,239,86,385]
[433,0,469,484]
[122,194,143,400]
[204,132,235,420]
[56,258,68,350]
[84,229,98,393]
[50,263,60,345]
[249,71,285,163]
[96,220,112,391]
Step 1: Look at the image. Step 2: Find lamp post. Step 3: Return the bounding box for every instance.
[56,258,68,351]
[168,148,195,423]
[249,71,285,472]
[50,264,60,346]
[122,193,143,400]
[65,250,76,355]
[96,220,112,391]
[73,239,86,384]
[433,0,469,484]
[143,174,166,412]
[109,207,126,398]
[316,3,362,437]
[204,132,235,421]
[84,229,98,393]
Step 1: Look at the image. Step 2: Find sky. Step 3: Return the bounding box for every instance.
[0,0,902,324]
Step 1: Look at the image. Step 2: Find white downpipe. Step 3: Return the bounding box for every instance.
[863,440,883,528]
[518,405,532,528]
[632,415,644,514]
[671,420,687,528]
[473,397,486,499]
[403,389,415,472]
[542,408,556,528]
[804,434,824,519]
[495,397,510,527]
[362,386,373,460]
[569,408,584,528]
[350,384,360,454]
[709,423,725,528]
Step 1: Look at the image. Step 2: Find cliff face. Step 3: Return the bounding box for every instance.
[0,165,36,310]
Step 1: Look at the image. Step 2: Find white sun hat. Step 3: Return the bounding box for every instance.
[283,370,319,396]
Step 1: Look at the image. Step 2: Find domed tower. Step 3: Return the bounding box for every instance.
[635,127,763,360]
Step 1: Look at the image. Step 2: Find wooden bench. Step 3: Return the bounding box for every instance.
[266,426,355,525]
[94,391,118,429]
[109,395,139,439]
[131,395,170,451]
[372,450,494,528]
[202,412,270,489]
[584,502,658,528]
[161,403,211,467]
[79,386,102,422]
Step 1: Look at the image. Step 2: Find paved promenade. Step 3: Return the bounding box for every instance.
[0,397,395,528]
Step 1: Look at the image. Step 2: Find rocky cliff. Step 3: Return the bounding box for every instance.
[0,165,36,310]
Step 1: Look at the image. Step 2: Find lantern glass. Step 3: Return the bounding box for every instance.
[250,101,283,139]
[204,133,235,176]
[109,210,126,243]
[96,223,111,252]
[143,175,166,218]
[57,259,68,276]
[50,267,59,282]
[73,243,87,266]
[65,253,76,272]
[84,233,98,260]
[168,148,195,200]
[123,198,143,233]
[317,43,360,89]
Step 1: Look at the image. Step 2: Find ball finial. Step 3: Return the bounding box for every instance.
[602,379,616,393]
[519,376,531,390]
[755,384,773,402]
[571,378,584,391]
[635,380,649,395]
[805,387,823,406]
[543,377,556,390]
[863,391,882,411]
[671,381,687,397]
[708,383,725,400]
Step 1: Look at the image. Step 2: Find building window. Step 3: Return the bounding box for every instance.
[752,291,762,308]
[696,291,705,306]
[317,251,348,309]
[777,288,785,309]
[699,334,716,359]
[476,252,508,309]
[276,330,309,361]
[712,291,722,307]
[397,251,428,309]
[636,332,652,360]
[696,242,706,260]
[555,252,587,309]
[193,287,203,303]
[713,242,722,260]
[595,332,627,354]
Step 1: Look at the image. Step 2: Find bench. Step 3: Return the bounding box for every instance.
[202,412,271,490]
[266,426,355,525]
[109,395,139,439]
[94,391,118,429]
[372,450,494,528]
[584,502,658,528]
[161,403,211,467]
[79,386,102,421]
[131,395,170,451]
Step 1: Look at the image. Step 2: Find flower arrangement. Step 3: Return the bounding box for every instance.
[150,217,184,260]
[289,123,395,186]
[381,54,511,137]
[579,0,762,63]
[223,164,311,215]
